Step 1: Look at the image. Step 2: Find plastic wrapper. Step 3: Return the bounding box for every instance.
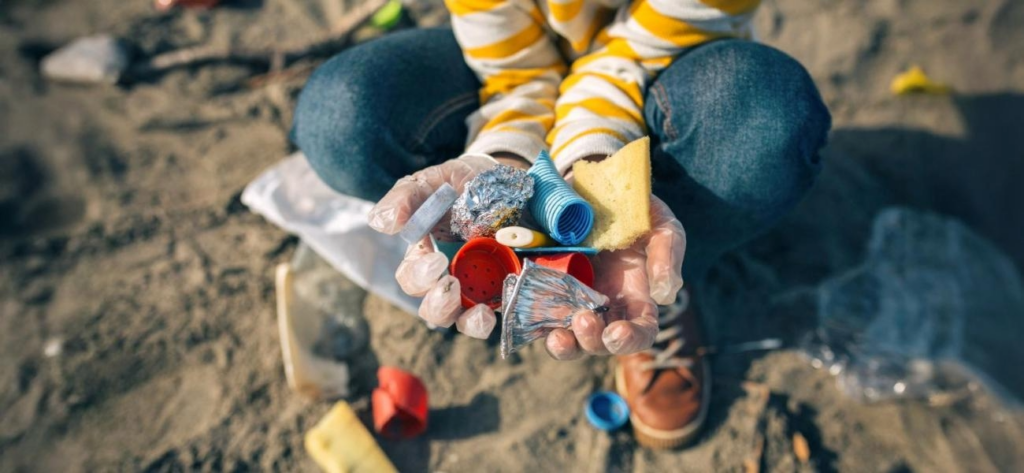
[500,260,609,359]
[450,165,533,240]
[802,207,1024,404]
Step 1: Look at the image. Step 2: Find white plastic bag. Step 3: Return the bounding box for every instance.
[243,153,419,314]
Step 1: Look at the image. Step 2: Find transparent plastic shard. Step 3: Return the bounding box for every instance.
[500,260,609,359]
[399,183,458,244]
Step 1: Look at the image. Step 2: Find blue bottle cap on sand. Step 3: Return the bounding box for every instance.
[585,391,629,431]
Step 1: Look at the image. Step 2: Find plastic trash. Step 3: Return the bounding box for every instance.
[495,226,553,248]
[399,183,457,244]
[372,367,429,439]
[890,65,951,95]
[371,0,405,29]
[243,153,419,314]
[276,243,369,401]
[528,152,594,245]
[528,252,594,288]
[585,391,630,431]
[306,401,398,473]
[41,35,130,85]
[450,237,521,309]
[513,246,598,256]
[500,260,609,359]
[803,207,1024,404]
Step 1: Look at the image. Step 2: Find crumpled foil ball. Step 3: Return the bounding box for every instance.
[451,165,534,240]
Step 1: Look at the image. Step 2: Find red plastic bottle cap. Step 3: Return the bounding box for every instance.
[450,237,522,309]
[372,366,429,439]
[529,252,595,288]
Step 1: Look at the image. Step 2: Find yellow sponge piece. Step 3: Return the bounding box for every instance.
[572,136,652,251]
[305,402,397,473]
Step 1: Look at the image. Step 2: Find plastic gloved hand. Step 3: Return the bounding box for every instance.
[544,196,686,359]
[367,154,500,338]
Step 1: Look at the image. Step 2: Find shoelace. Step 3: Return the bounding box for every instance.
[640,290,697,372]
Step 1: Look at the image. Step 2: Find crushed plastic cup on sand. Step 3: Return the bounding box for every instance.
[276,242,369,401]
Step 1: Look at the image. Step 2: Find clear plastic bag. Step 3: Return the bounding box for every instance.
[243,153,419,314]
[803,207,1024,404]
[276,242,370,400]
[500,260,609,358]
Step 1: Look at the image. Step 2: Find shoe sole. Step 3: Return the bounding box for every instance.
[614,359,711,450]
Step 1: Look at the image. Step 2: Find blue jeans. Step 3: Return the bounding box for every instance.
[293,28,831,282]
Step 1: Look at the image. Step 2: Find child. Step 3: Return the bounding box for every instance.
[292,0,830,448]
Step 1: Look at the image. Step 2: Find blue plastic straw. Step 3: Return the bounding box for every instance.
[527,152,594,245]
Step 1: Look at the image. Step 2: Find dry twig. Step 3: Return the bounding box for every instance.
[130,0,388,76]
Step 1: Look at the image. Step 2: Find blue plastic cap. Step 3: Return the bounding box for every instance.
[585,391,630,431]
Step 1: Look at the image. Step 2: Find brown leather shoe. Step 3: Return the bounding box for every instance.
[615,290,710,449]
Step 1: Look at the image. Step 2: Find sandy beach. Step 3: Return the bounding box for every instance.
[2,0,1024,471]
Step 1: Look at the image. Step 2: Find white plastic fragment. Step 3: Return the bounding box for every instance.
[41,35,130,85]
[399,183,458,244]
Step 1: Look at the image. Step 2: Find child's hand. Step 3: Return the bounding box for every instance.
[367,155,500,338]
[544,196,686,359]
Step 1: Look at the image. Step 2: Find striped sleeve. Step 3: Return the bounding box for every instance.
[548,0,760,173]
[446,0,567,162]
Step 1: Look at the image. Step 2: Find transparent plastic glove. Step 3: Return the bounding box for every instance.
[545,196,686,359]
[456,303,497,339]
[368,155,500,336]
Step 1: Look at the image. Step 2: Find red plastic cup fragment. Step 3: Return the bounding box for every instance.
[528,252,594,288]
[372,366,428,439]
[450,237,522,309]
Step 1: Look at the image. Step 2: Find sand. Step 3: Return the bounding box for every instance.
[2,0,1024,471]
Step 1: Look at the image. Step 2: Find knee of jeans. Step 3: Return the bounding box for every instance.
[292,52,391,200]
[694,41,831,219]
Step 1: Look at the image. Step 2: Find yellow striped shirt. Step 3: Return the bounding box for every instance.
[448,0,759,172]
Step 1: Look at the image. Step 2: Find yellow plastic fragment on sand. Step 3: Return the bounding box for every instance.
[572,136,652,251]
[890,66,951,95]
[305,402,398,473]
